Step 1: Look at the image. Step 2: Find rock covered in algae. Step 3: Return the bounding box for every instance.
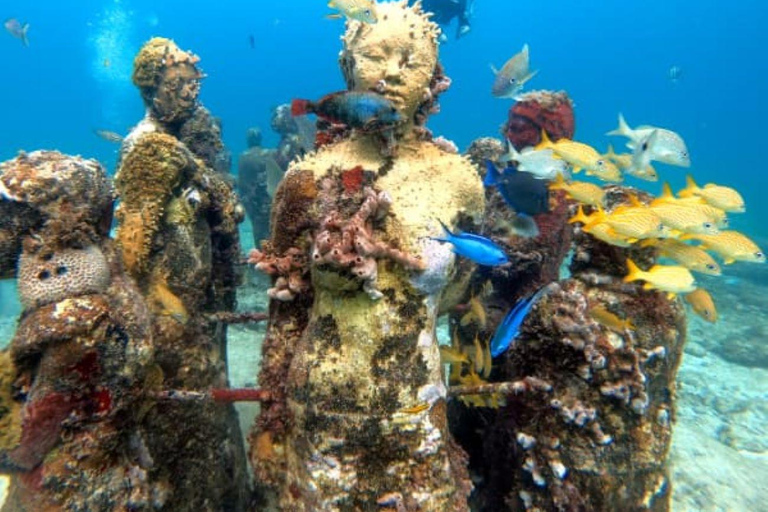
[249,2,481,510]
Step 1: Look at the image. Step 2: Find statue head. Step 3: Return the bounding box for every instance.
[132,37,203,124]
[340,1,441,124]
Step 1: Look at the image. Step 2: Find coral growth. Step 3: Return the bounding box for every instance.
[312,184,425,300]
[17,243,111,309]
[505,90,575,150]
[114,132,191,275]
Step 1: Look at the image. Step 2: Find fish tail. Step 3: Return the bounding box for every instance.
[539,129,554,147]
[290,99,313,117]
[21,23,29,47]
[549,171,566,190]
[437,219,454,238]
[607,113,632,138]
[623,258,645,283]
[678,174,699,198]
[568,205,590,225]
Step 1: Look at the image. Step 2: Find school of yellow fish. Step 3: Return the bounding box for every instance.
[547,117,764,324]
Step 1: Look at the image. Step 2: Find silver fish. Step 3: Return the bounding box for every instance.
[4,18,29,47]
[491,44,538,99]
[607,113,690,167]
[501,141,570,181]
[93,129,124,144]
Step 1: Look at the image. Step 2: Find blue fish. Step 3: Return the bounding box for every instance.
[432,220,509,266]
[484,160,550,216]
[490,286,548,357]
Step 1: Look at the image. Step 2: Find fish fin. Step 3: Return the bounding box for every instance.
[678,174,699,198]
[572,165,583,174]
[483,160,499,187]
[520,69,539,86]
[666,292,676,300]
[489,64,498,75]
[605,144,616,159]
[607,113,633,138]
[723,258,735,265]
[625,193,644,208]
[623,258,643,283]
[325,13,343,19]
[21,23,29,47]
[290,99,312,116]
[327,0,337,6]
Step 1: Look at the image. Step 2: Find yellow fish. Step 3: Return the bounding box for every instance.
[460,296,487,329]
[596,204,670,240]
[539,132,621,181]
[624,258,696,298]
[640,238,721,276]
[550,173,606,207]
[589,305,634,332]
[605,144,658,182]
[681,231,765,264]
[440,345,470,365]
[684,289,718,323]
[326,0,378,23]
[678,175,745,213]
[569,205,632,247]
[648,202,719,235]
[652,183,729,228]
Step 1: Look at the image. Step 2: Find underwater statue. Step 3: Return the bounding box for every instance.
[0,151,159,510]
[249,2,483,509]
[114,37,250,510]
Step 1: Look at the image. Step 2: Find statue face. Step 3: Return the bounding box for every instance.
[152,62,201,123]
[346,29,437,121]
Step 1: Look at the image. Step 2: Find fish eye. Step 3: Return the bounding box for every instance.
[703,222,713,229]
[658,224,665,231]
[757,252,765,259]
[706,264,716,271]
[703,310,711,317]
[596,160,605,167]
[365,9,371,15]
[509,77,517,84]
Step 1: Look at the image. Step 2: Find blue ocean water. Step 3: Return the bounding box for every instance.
[1,2,767,509]
[1,0,766,242]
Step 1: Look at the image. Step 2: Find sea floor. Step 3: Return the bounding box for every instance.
[0,250,766,511]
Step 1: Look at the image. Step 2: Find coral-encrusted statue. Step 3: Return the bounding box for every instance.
[249,2,483,509]
[0,151,158,511]
[114,37,250,510]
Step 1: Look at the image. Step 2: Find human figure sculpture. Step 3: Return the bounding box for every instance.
[249,3,482,509]
[114,37,250,511]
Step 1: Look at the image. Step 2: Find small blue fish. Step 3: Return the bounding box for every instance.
[490,287,548,357]
[432,220,509,267]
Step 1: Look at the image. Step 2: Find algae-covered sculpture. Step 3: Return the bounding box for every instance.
[0,151,158,510]
[114,37,250,510]
[249,2,482,509]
